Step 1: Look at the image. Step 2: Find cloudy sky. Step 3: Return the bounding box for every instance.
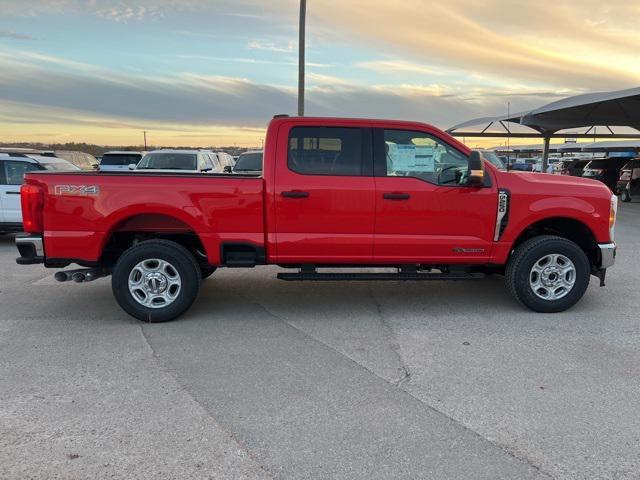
[1,0,639,147]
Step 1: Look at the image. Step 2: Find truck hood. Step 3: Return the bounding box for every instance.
[498,171,612,197]
[493,170,614,245]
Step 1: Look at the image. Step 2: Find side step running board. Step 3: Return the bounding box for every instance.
[277,271,485,281]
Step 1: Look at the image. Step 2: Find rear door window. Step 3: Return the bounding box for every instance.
[288,127,364,176]
[3,161,41,185]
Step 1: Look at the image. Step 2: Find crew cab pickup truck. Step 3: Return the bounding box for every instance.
[16,116,617,322]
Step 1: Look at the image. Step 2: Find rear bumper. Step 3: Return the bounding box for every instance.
[15,234,45,265]
[598,242,616,269]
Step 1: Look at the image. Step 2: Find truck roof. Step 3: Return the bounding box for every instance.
[146,149,208,154]
[103,151,144,155]
[269,116,439,130]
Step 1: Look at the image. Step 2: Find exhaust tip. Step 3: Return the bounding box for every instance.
[54,271,70,282]
[71,272,86,283]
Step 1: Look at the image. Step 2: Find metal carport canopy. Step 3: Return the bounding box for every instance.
[447,86,640,169]
[581,140,640,152]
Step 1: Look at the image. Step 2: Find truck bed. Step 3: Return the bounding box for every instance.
[25,171,265,265]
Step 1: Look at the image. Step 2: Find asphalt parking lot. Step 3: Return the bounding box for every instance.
[1,202,639,480]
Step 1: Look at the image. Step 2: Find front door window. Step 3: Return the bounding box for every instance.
[382,129,470,186]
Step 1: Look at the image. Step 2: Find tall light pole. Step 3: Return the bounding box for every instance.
[298,0,306,116]
[507,102,510,165]
[143,131,147,151]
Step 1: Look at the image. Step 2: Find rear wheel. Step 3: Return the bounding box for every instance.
[112,239,201,322]
[620,189,631,202]
[506,235,590,313]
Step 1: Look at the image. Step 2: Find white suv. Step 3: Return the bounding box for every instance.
[134,150,232,173]
[0,153,79,233]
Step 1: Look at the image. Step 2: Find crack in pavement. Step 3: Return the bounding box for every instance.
[367,284,412,387]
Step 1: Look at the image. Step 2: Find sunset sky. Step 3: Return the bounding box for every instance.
[1,0,639,147]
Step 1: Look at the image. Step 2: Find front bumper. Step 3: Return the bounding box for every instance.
[598,243,616,269]
[15,234,45,265]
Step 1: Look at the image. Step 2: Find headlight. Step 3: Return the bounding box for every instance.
[609,194,618,241]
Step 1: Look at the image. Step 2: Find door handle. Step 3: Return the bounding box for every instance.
[383,192,410,200]
[281,190,310,199]
[7,191,20,195]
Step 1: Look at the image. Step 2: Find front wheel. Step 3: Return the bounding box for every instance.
[506,235,591,313]
[620,189,631,202]
[112,239,201,322]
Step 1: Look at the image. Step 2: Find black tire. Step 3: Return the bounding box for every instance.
[112,239,201,322]
[506,235,591,313]
[200,266,217,279]
[620,189,631,203]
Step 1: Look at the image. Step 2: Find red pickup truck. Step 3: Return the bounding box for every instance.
[16,116,617,322]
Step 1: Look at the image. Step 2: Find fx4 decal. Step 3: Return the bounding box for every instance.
[54,185,100,196]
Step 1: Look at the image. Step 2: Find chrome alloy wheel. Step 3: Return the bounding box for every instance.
[529,254,576,301]
[128,259,182,308]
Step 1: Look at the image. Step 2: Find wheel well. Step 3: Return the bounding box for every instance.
[100,214,208,268]
[512,217,600,267]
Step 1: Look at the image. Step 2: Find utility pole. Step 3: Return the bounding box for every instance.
[298,0,306,116]
[507,102,510,166]
[143,131,147,151]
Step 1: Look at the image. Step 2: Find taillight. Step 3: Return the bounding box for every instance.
[20,183,44,233]
[609,194,618,242]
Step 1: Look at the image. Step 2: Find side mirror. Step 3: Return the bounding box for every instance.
[128,163,137,170]
[223,165,233,173]
[467,151,485,186]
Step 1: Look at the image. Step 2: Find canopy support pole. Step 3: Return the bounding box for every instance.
[542,136,551,172]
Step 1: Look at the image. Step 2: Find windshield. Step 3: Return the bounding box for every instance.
[41,161,80,171]
[101,153,142,166]
[55,151,98,169]
[585,160,611,169]
[137,153,197,170]
[234,152,263,171]
[480,151,506,171]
